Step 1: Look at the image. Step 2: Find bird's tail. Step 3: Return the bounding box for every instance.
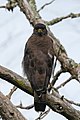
[34,91,46,112]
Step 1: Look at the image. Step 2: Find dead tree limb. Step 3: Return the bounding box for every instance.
[37,0,55,12]
[0,91,27,120]
[0,65,80,120]
[6,86,17,99]
[47,12,80,25]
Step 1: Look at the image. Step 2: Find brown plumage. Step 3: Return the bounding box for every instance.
[22,23,54,112]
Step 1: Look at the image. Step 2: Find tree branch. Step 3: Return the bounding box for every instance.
[0,65,80,120]
[0,65,33,96]
[48,68,65,92]
[52,68,66,85]
[37,0,55,12]
[16,0,41,25]
[77,64,80,80]
[0,0,17,11]
[0,91,27,120]
[47,90,80,120]
[16,102,34,110]
[46,13,80,25]
[65,98,80,107]
[6,86,17,99]
[35,108,50,120]
[56,76,73,89]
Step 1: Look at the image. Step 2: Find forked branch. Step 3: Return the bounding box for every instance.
[0,65,80,120]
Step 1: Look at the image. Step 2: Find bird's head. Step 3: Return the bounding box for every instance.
[33,23,47,36]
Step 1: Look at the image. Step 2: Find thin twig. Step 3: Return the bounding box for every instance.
[65,98,80,107]
[46,13,80,25]
[52,68,66,85]
[16,102,34,110]
[56,76,73,89]
[0,0,18,11]
[76,79,80,83]
[48,69,64,92]
[37,0,55,12]
[0,6,6,9]
[35,108,50,120]
[6,86,17,99]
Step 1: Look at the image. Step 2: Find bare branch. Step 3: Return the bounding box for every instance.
[52,68,66,85]
[56,76,74,89]
[16,0,41,25]
[0,6,5,9]
[76,79,80,83]
[48,68,66,92]
[35,108,50,120]
[0,91,27,120]
[37,0,55,12]
[77,64,80,82]
[6,86,17,99]
[46,13,80,25]
[0,65,33,96]
[0,65,80,120]
[65,98,80,107]
[16,102,34,110]
[0,0,18,11]
[47,90,80,120]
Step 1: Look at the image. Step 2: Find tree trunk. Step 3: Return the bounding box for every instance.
[0,91,27,120]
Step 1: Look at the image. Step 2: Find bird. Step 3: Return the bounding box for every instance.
[22,23,54,112]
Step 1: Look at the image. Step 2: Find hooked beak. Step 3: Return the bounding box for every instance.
[38,29,43,33]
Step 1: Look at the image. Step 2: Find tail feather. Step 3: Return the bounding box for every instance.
[34,91,46,112]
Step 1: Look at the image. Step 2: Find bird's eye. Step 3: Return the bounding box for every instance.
[43,29,45,31]
[34,29,38,32]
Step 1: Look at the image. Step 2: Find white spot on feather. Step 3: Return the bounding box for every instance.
[48,51,53,58]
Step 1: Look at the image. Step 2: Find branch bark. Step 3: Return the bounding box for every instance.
[0,65,80,120]
[47,91,80,120]
[0,91,27,120]
[0,65,33,96]
[46,12,80,25]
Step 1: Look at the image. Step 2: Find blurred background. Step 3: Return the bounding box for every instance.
[0,0,80,119]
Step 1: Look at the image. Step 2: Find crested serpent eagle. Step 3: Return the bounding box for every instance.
[22,23,54,112]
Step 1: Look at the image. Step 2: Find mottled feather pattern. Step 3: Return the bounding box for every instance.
[22,23,54,111]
